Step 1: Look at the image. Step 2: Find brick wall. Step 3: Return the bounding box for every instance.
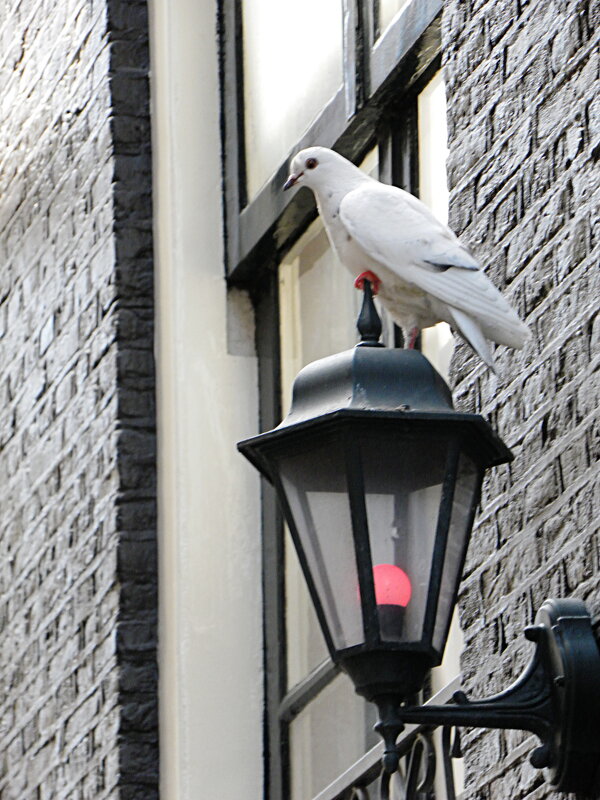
[109,1,158,797]
[0,1,157,798]
[443,0,599,797]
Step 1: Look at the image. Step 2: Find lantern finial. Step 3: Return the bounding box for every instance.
[356,278,383,347]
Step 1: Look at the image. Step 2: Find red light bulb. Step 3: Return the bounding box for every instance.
[373,564,412,607]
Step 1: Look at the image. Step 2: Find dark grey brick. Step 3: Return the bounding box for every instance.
[0,0,157,797]
[444,0,599,796]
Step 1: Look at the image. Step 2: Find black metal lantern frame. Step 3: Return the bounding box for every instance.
[238,281,600,797]
[242,409,503,700]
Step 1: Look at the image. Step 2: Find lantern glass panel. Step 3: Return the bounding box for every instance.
[278,435,364,651]
[360,433,451,644]
[432,452,479,652]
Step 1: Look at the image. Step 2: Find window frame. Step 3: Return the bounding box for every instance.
[220,0,443,285]
[218,2,447,798]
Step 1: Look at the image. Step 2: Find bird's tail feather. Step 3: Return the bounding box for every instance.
[450,308,499,376]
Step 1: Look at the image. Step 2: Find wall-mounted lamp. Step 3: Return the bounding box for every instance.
[238,281,600,798]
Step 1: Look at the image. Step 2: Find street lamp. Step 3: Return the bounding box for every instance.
[238,281,600,797]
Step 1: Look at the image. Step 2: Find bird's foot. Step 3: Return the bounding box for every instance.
[354,270,381,295]
[407,327,420,349]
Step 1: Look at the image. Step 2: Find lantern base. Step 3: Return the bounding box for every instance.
[340,650,436,703]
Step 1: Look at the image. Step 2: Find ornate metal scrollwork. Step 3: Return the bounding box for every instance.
[396,732,436,797]
[350,788,370,800]
[378,728,458,800]
[350,786,371,800]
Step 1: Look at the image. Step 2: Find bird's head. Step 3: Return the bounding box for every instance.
[283,146,358,192]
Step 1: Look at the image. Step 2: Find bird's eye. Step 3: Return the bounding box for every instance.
[305,157,318,170]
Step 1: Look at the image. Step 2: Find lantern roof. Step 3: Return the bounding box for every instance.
[283,346,453,423]
[239,346,513,478]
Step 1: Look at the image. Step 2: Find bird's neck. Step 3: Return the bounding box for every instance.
[313,173,369,220]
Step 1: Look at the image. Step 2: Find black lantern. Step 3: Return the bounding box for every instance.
[238,283,600,796]
[238,280,511,700]
[239,331,510,704]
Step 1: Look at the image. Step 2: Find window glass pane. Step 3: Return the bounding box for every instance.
[278,148,379,413]
[378,0,411,38]
[279,219,361,398]
[279,151,379,682]
[289,672,378,800]
[243,0,343,199]
[285,535,329,687]
[418,70,455,380]
[417,70,449,226]
[280,219,361,681]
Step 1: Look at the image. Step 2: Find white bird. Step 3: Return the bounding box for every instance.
[283,146,531,374]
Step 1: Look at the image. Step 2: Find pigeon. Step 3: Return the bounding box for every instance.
[283,146,531,374]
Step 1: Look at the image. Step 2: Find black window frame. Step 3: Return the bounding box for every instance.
[219,2,446,797]
[220,0,443,284]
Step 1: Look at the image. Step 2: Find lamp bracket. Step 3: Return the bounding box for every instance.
[375,598,600,796]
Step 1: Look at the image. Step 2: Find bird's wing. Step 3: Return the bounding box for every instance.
[340,182,480,270]
[448,308,498,374]
[339,183,529,346]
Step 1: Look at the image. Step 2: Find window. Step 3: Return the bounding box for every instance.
[220,1,463,797]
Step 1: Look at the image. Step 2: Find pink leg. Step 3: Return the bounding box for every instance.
[354,270,381,295]
[407,327,420,349]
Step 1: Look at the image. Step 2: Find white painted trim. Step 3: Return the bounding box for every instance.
[149,1,263,796]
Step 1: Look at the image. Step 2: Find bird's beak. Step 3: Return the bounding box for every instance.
[283,171,303,191]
